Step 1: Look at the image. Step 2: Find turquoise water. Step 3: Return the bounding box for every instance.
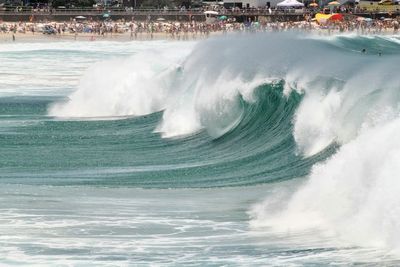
[1,35,400,266]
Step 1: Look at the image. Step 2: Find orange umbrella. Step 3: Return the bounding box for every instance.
[328,1,341,6]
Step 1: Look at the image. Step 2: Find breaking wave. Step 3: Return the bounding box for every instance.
[46,33,400,251]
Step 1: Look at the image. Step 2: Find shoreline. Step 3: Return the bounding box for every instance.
[1,17,400,43]
[0,32,199,43]
[1,29,399,44]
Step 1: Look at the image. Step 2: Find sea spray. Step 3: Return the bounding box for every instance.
[48,33,400,145]
[248,33,400,250]
[44,34,400,250]
[5,34,400,265]
[251,116,400,251]
[48,49,185,118]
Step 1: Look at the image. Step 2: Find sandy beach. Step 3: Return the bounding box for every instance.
[1,17,399,44]
[0,31,190,43]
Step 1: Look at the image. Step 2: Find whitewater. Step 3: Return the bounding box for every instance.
[1,33,400,266]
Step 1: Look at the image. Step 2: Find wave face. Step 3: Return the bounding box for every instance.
[2,33,400,264]
[44,34,400,185]
[1,82,326,188]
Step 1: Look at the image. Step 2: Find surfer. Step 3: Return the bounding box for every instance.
[361,48,366,53]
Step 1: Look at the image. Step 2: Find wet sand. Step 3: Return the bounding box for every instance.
[0,31,214,43]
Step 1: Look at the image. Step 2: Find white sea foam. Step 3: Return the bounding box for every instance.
[50,51,178,117]
[42,35,400,252]
[0,40,190,96]
[47,33,400,143]
[251,116,400,251]
[249,33,400,251]
[4,33,400,259]
[49,37,271,138]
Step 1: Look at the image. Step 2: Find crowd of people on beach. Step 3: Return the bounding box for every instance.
[1,14,400,41]
[1,3,377,16]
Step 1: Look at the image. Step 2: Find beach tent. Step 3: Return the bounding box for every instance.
[277,0,304,7]
[204,11,219,24]
[315,13,343,23]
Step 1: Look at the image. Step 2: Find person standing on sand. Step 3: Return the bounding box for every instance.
[393,20,399,34]
[12,34,15,42]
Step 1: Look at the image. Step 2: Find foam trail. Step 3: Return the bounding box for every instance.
[251,115,400,251]
[238,34,400,253]
[155,73,269,138]
[49,33,400,145]
[48,49,187,118]
[293,60,400,156]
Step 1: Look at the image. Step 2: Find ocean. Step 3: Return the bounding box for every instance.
[1,33,400,266]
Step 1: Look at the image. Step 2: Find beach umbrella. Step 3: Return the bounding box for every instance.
[75,16,86,20]
[328,1,341,6]
[378,0,393,4]
[309,2,319,7]
[156,17,166,21]
[219,15,228,20]
[330,13,343,20]
[103,13,110,18]
[315,13,330,23]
